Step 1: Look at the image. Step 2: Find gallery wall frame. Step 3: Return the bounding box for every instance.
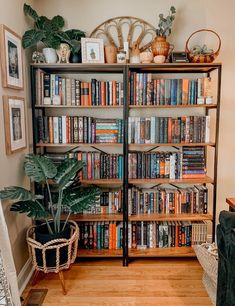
[0,25,24,90]
[81,37,104,64]
[3,96,27,155]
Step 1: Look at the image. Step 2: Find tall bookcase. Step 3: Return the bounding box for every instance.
[31,62,221,267]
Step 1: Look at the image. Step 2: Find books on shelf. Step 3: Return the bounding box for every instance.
[128,186,208,215]
[129,221,207,249]
[36,112,123,144]
[128,116,210,144]
[35,69,124,106]
[78,221,123,249]
[128,147,206,179]
[129,72,213,105]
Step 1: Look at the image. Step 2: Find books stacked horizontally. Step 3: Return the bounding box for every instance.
[128,186,208,215]
[129,221,207,249]
[129,72,213,105]
[182,147,206,178]
[128,151,182,179]
[78,222,123,249]
[36,114,123,144]
[36,69,124,106]
[128,116,210,144]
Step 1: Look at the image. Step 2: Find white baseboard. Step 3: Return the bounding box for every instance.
[18,258,34,295]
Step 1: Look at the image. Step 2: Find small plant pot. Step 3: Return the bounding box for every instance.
[70,52,82,63]
[35,222,70,267]
[42,48,58,64]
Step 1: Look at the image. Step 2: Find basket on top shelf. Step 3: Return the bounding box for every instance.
[185,29,221,63]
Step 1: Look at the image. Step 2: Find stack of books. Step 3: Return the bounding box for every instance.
[182,147,206,178]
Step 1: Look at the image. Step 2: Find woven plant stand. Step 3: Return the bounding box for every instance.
[194,243,218,306]
[27,220,79,295]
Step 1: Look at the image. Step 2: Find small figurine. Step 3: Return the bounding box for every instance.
[56,43,71,63]
[32,51,45,63]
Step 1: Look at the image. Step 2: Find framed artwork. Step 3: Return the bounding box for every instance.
[81,38,104,63]
[0,25,24,89]
[3,96,27,155]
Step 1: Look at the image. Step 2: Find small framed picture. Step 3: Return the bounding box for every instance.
[81,38,104,63]
[0,25,24,89]
[3,96,27,155]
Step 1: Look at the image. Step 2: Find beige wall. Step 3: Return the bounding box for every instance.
[0,0,33,273]
[35,0,235,221]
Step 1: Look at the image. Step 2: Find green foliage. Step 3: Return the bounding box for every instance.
[22,3,86,51]
[156,6,176,37]
[0,154,100,234]
[190,44,214,55]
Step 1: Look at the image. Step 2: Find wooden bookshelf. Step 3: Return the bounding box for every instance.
[77,249,122,257]
[62,213,123,222]
[226,198,235,211]
[129,104,217,109]
[129,142,215,148]
[129,213,212,222]
[81,179,122,185]
[129,247,196,257]
[128,175,214,185]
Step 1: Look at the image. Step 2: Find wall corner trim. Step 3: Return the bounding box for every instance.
[17,258,34,295]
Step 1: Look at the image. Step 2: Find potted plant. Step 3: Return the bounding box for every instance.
[22,4,86,64]
[151,6,176,58]
[61,29,86,63]
[0,154,99,266]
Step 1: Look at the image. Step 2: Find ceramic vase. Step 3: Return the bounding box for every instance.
[105,45,117,64]
[151,36,170,57]
[42,48,57,64]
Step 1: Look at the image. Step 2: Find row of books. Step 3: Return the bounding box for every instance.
[78,222,123,250]
[128,116,210,144]
[37,114,123,144]
[128,147,206,179]
[128,221,207,249]
[128,186,208,215]
[182,147,205,177]
[129,73,213,105]
[36,69,124,106]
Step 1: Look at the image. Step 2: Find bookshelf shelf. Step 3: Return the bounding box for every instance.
[77,249,123,258]
[129,247,196,257]
[62,213,123,222]
[129,143,215,148]
[36,143,123,148]
[128,175,214,185]
[31,62,221,266]
[128,213,213,222]
[129,104,217,109]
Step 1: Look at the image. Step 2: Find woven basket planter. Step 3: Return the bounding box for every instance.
[203,272,216,306]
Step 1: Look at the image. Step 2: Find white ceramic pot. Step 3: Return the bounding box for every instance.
[154,55,166,63]
[42,48,57,64]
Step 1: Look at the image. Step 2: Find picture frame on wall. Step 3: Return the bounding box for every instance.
[3,96,27,155]
[0,25,24,90]
[81,38,104,63]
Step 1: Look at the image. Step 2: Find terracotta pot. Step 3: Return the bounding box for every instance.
[105,45,117,64]
[151,36,170,57]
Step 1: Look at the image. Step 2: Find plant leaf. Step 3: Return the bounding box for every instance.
[54,159,83,190]
[22,29,44,49]
[63,186,100,213]
[65,29,86,40]
[43,34,61,49]
[24,3,38,21]
[51,15,65,30]
[0,186,33,201]
[36,16,50,30]
[24,154,57,183]
[10,200,48,219]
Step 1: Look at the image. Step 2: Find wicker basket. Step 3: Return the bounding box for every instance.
[185,29,221,63]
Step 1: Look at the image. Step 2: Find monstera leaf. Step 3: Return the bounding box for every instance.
[22,29,45,49]
[63,186,100,213]
[24,3,38,21]
[54,159,83,190]
[10,200,48,219]
[0,186,34,201]
[24,154,57,183]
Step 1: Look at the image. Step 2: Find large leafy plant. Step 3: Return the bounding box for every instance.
[0,154,100,234]
[22,4,86,52]
[156,6,176,37]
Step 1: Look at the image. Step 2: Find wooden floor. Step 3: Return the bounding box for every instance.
[23,258,212,306]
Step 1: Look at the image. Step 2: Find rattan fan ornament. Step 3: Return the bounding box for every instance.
[185,29,221,63]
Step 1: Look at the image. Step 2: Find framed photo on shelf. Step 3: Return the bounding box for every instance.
[3,96,27,155]
[0,25,24,89]
[81,38,104,63]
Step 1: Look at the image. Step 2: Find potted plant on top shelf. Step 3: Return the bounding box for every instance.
[22,3,86,63]
[151,6,176,59]
[0,154,99,267]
